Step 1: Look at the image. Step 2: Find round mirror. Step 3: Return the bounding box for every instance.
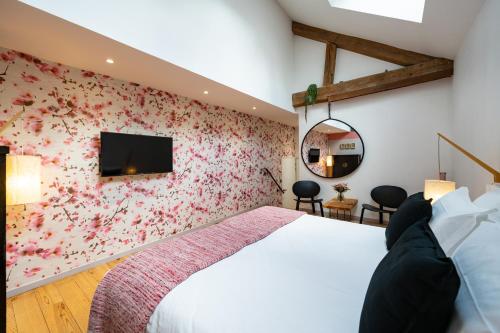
[301,119,365,178]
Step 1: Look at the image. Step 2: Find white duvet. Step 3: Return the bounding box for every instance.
[147,214,387,333]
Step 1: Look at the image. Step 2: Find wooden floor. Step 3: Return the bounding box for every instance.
[6,212,386,333]
[6,257,127,333]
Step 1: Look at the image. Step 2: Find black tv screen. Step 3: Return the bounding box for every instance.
[100,132,173,176]
[308,148,320,163]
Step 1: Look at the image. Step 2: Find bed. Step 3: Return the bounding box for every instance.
[88,206,387,333]
[89,191,500,333]
[147,213,386,333]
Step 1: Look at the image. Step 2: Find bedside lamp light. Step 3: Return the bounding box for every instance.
[6,155,41,205]
[424,179,455,202]
[423,133,456,203]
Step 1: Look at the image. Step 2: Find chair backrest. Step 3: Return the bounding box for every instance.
[370,185,407,208]
[292,180,321,198]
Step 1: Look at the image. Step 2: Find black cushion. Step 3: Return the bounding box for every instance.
[385,192,432,250]
[359,219,460,333]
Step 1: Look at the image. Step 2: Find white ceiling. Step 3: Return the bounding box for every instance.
[0,0,298,126]
[0,0,485,129]
[277,0,484,59]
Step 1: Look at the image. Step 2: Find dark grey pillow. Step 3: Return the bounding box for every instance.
[360,219,460,333]
[385,192,432,250]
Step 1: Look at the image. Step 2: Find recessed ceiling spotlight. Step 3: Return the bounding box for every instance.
[203,90,209,95]
[106,58,114,64]
[252,106,257,110]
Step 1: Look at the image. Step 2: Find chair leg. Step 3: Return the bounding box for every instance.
[379,212,383,224]
[319,202,324,217]
[359,208,365,224]
[295,199,300,211]
[311,202,316,214]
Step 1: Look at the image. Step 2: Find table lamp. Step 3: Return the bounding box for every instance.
[424,179,456,202]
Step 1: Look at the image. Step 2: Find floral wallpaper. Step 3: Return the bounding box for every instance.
[0,48,296,291]
[301,129,328,176]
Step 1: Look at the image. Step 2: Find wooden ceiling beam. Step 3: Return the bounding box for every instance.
[292,58,453,107]
[323,42,337,86]
[292,21,437,66]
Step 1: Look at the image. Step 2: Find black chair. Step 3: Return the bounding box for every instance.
[293,181,324,217]
[359,186,407,224]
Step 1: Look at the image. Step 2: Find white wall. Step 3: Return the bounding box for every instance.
[21,0,294,111]
[451,0,500,199]
[294,36,453,219]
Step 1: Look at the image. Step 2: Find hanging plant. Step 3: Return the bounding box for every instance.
[304,84,317,122]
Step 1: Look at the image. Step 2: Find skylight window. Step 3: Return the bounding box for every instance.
[328,0,426,23]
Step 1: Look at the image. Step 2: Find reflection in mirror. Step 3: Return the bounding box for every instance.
[301,119,364,178]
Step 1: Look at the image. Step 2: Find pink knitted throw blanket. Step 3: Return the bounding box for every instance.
[88,206,305,333]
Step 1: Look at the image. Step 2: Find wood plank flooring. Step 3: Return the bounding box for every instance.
[7,257,126,333]
[6,212,386,333]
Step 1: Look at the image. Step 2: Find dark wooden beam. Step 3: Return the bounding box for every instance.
[323,42,337,86]
[292,58,453,107]
[292,21,436,66]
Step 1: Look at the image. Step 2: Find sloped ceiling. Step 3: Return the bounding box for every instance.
[0,0,298,126]
[277,0,484,59]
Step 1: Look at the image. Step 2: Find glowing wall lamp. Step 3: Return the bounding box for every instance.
[1,151,41,332]
[6,155,41,205]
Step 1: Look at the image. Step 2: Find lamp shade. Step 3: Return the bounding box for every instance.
[326,155,334,167]
[424,179,456,202]
[6,155,41,205]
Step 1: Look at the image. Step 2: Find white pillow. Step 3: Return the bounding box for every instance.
[429,187,493,255]
[447,222,500,333]
[474,188,500,223]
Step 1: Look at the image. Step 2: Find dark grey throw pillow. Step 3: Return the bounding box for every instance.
[359,219,460,333]
[385,192,432,250]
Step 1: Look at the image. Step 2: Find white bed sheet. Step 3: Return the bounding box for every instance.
[147,214,387,333]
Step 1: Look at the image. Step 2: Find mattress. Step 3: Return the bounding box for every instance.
[147,214,387,333]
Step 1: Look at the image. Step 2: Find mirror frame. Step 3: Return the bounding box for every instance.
[300,118,365,179]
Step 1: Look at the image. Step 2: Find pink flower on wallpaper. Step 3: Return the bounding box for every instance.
[137,230,146,243]
[28,212,44,231]
[6,255,18,268]
[23,267,42,277]
[52,246,62,257]
[34,61,61,78]
[82,70,95,78]
[16,52,34,62]
[24,114,43,134]
[6,242,17,253]
[43,230,54,240]
[85,232,97,243]
[41,155,61,166]
[131,215,141,226]
[42,137,52,147]
[39,248,54,260]
[1,51,15,62]
[21,243,37,256]
[136,92,145,108]
[12,92,34,106]
[91,213,103,230]
[21,72,39,83]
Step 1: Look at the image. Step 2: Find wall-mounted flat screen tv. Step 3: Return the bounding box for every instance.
[308,148,320,163]
[100,132,173,176]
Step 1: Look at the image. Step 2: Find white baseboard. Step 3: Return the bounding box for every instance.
[7,205,264,298]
